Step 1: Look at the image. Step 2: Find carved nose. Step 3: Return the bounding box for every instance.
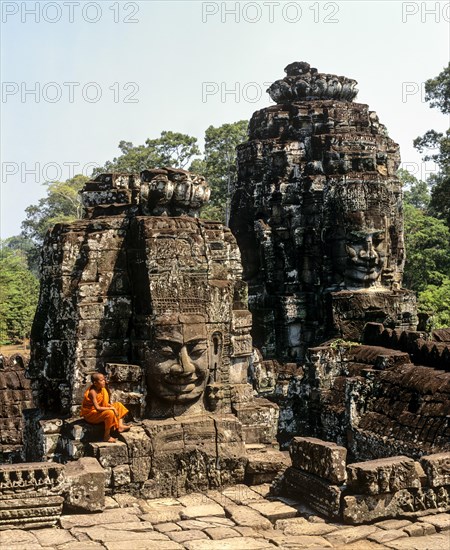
[360,239,377,259]
[177,346,195,375]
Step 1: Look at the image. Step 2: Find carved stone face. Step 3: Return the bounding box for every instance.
[344,228,387,285]
[146,319,210,403]
[325,182,400,290]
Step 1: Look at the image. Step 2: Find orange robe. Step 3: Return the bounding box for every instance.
[80,386,128,438]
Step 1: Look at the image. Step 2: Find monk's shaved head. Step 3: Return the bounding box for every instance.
[91,372,105,383]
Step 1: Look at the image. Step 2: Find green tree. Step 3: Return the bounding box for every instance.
[403,203,450,292]
[0,246,39,345]
[398,168,430,211]
[22,174,89,245]
[418,275,450,329]
[97,123,249,223]
[414,63,450,226]
[399,169,450,328]
[190,120,248,223]
[96,131,201,174]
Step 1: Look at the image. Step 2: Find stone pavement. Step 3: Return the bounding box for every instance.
[1,484,449,550]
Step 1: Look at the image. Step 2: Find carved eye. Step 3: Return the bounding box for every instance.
[188,343,207,360]
[159,345,176,357]
[373,233,385,243]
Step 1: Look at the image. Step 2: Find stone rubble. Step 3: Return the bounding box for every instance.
[279,437,450,524]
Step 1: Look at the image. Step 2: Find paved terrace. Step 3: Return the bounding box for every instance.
[2,484,449,550]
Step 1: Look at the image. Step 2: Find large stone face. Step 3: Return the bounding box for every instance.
[29,174,252,419]
[27,166,281,496]
[230,61,417,362]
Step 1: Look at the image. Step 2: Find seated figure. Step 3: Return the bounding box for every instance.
[80,373,130,442]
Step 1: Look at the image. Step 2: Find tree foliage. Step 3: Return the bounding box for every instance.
[398,168,431,210]
[191,121,248,222]
[399,168,450,328]
[403,202,450,292]
[418,276,450,329]
[96,122,249,223]
[414,63,450,227]
[0,245,39,345]
[95,131,201,174]
[21,175,89,245]
[421,63,450,115]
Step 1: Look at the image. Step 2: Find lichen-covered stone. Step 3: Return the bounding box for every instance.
[0,462,64,528]
[283,467,342,519]
[346,456,420,495]
[64,457,105,512]
[0,354,34,463]
[420,453,450,488]
[342,485,450,524]
[290,436,347,484]
[231,61,417,364]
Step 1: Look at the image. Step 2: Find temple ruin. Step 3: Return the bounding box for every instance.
[0,62,449,534]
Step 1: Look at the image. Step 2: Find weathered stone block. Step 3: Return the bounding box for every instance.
[283,467,342,519]
[112,464,131,487]
[88,441,129,468]
[290,436,347,484]
[420,453,450,487]
[233,399,279,444]
[64,457,105,512]
[119,426,152,458]
[0,463,65,528]
[347,456,420,495]
[130,457,152,483]
[245,448,290,485]
[215,416,246,459]
[105,363,142,383]
[342,485,450,524]
[63,418,104,442]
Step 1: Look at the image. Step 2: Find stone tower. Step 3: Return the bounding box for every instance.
[29,169,258,420]
[230,62,417,362]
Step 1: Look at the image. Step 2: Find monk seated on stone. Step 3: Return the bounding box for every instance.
[80,373,130,443]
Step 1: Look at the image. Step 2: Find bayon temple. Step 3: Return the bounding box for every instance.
[1,62,450,540]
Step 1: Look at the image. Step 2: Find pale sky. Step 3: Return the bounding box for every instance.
[1,0,449,239]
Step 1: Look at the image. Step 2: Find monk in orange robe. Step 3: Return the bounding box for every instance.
[80,373,130,443]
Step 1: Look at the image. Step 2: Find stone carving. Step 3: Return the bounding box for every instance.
[421,453,450,487]
[323,180,404,290]
[80,168,210,218]
[0,462,64,529]
[342,484,450,524]
[346,456,421,495]
[230,61,416,362]
[29,178,251,419]
[140,168,210,217]
[268,61,359,102]
[143,314,212,414]
[279,437,450,524]
[27,166,282,496]
[0,354,33,463]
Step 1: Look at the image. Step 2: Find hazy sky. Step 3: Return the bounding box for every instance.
[1,0,449,239]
